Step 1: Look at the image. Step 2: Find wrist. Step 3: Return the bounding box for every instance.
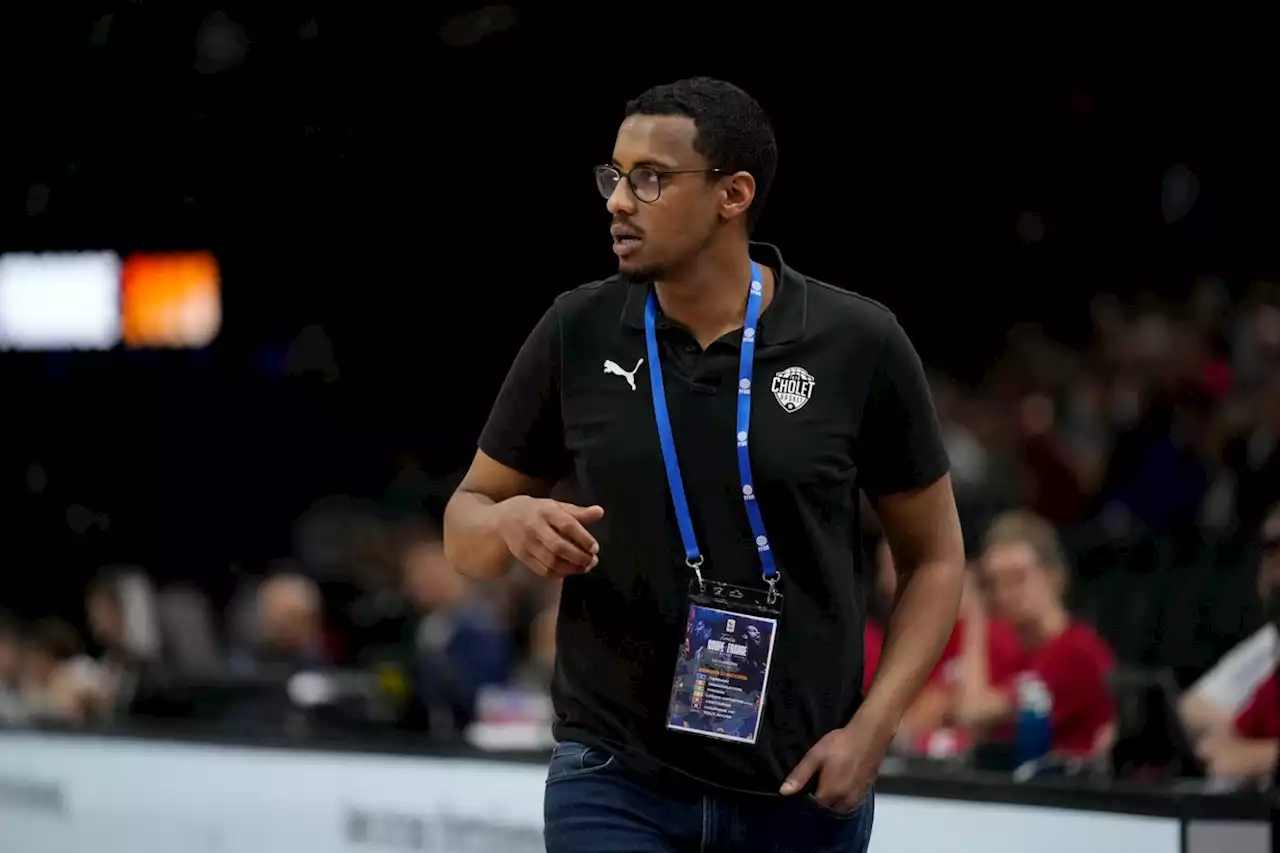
[491,493,531,530]
[849,694,902,744]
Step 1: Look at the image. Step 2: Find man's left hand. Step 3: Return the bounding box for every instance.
[779,714,895,812]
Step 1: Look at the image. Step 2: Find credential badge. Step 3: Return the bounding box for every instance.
[770,366,815,413]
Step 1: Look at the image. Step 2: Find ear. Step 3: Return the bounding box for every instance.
[719,170,756,223]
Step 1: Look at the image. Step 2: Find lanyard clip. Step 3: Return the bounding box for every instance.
[687,556,705,591]
[764,571,781,606]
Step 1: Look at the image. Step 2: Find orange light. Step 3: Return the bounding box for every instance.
[121,251,221,348]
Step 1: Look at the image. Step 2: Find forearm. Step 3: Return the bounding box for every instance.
[899,685,951,736]
[861,557,963,726]
[443,490,516,580]
[1179,692,1233,739]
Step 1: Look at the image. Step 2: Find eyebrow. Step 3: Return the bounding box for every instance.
[610,157,678,171]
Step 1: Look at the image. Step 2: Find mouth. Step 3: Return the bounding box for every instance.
[612,233,642,259]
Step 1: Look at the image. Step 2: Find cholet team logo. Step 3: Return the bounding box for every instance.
[770,366,815,413]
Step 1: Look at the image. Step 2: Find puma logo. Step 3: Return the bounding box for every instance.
[603,358,644,391]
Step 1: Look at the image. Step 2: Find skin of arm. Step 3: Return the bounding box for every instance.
[443,450,553,580]
[860,475,966,733]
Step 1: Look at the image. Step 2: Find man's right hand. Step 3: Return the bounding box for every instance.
[496,496,604,577]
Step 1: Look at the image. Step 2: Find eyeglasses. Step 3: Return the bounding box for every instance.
[594,164,726,204]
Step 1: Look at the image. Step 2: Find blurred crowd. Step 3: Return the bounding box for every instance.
[0,507,562,746]
[2,279,1279,789]
[935,276,1279,548]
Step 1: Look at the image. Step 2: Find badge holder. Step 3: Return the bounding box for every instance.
[687,559,783,616]
[664,560,784,745]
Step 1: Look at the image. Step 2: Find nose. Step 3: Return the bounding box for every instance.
[606,177,636,217]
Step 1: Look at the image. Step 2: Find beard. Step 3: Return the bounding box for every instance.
[618,262,665,284]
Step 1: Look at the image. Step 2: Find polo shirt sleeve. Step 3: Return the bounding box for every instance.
[477,304,572,483]
[858,315,950,496]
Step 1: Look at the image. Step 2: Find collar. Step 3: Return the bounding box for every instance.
[620,242,807,345]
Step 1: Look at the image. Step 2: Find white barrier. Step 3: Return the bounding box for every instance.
[0,731,1194,852]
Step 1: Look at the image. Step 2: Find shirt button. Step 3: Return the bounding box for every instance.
[685,344,698,353]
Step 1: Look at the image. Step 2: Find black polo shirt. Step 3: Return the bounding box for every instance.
[479,243,949,794]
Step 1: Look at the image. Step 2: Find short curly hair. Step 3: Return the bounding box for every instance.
[625,77,777,232]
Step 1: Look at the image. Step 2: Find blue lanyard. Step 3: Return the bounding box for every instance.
[643,261,780,597]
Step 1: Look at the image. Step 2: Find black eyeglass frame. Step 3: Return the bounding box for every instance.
[593,164,728,203]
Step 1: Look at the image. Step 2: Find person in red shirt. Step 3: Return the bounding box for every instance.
[953,510,1117,757]
[864,539,1025,744]
[899,569,1026,742]
[1235,672,1278,741]
[1192,671,1280,781]
[1187,503,1280,781]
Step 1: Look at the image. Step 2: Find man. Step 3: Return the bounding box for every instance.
[1180,503,1280,782]
[954,511,1117,758]
[444,77,964,852]
[252,573,328,668]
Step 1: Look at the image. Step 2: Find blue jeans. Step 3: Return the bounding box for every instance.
[543,741,874,853]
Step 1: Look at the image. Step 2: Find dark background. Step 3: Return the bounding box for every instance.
[3,15,1277,619]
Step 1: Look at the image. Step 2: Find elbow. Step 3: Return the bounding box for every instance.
[442,494,509,580]
[444,537,501,582]
[441,503,466,568]
[441,529,467,576]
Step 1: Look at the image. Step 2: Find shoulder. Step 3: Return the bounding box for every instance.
[549,275,630,322]
[515,277,629,351]
[1060,622,1116,668]
[797,270,901,343]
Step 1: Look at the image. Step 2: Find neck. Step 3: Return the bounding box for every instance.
[653,236,772,346]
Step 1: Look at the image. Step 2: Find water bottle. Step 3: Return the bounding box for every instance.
[1013,672,1054,768]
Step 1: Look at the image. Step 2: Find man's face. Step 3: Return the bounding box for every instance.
[1256,511,1280,604]
[605,114,724,281]
[982,541,1058,630]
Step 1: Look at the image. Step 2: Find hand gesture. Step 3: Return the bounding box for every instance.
[497,496,604,577]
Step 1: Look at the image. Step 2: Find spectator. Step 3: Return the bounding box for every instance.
[84,567,163,716]
[19,618,105,726]
[863,539,1022,747]
[251,574,329,670]
[954,511,1118,757]
[1179,503,1280,782]
[400,523,510,735]
[898,558,1026,743]
[1220,381,1280,539]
